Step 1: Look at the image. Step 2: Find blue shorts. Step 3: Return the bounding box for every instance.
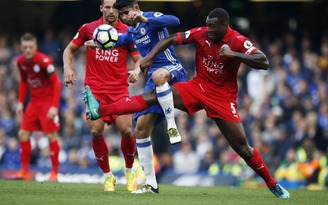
[134,64,188,124]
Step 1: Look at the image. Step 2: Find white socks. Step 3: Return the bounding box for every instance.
[136,137,158,189]
[156,82,177,130]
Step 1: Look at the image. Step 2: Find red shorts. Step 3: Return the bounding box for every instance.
[92,91,132,125]
[173,81,241,122]
[21,100,60,133]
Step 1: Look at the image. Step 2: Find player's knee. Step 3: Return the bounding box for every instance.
[119,127,133,138]
[90,129,103,140]
[134,126,148,139]
[134,127,143,139]
[152,68,170,86]
[18,130,30,142]
[47,132,58,142]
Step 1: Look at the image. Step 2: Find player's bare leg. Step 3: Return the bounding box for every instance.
[152,68,181,144]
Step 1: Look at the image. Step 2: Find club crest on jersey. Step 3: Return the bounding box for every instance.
[140,27,146,35]
[33,64,40,73]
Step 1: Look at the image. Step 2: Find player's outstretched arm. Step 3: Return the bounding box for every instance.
[140,34,178,74]
[147,13,180,28]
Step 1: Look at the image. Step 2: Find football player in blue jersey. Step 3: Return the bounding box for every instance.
[84,0,188,194]
[113,0,189,194]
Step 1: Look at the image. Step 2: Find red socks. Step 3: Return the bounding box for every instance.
[49,141,60,173]
[21,139,60,173]
[121,136,136,169]
[92,137,110,173]
[92,136,136,173]
[99,95,148,116]
[20,140,32,172]
[246,148,276,188]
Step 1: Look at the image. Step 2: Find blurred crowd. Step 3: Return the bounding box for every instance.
[0,27,328,188]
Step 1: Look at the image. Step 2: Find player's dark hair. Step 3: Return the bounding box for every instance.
[20,32,37,43]
[208,8,230,25]
[114,0,138,10]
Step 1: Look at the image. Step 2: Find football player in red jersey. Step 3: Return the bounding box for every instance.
[85,8,290,198]
[140,8,290,199]
[16,32,62,181]
[63,0,141,192]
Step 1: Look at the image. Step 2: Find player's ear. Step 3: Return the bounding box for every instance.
[100,5,103,13]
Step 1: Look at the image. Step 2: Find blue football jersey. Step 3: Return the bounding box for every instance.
[116,11,182,74]
[116,11,188,124]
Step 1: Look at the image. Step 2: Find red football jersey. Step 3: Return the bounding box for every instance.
[17,51,58,101]
[71,18,139,94]
[178,27,257,99]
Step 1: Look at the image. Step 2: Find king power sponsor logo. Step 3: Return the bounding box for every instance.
[203,55,224,75]
[95,48,119,62]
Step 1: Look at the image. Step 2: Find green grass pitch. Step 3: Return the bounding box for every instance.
[0,180,327,205]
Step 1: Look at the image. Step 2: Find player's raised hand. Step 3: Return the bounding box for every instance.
[140,56,152,75]
[129,11,148,23]
[63,67,76,86]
